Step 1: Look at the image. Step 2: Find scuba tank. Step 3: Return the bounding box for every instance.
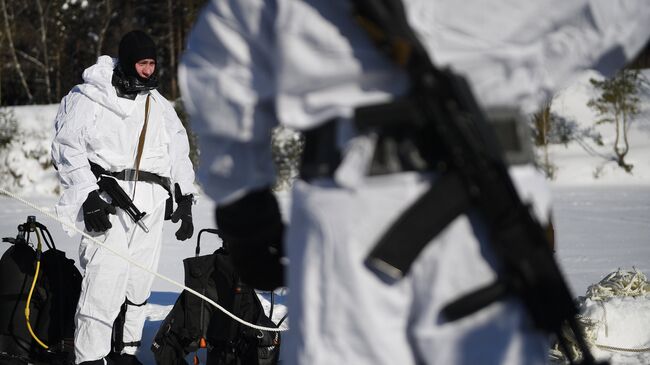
[0,216,81,365]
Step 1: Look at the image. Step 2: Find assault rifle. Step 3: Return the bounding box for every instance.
[89,162,149,233]
[351,0,604,364]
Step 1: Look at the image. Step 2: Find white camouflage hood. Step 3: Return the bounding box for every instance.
[76,55,132,118]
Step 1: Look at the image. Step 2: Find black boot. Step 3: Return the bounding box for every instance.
[79,360,106,365]
[106,352,143,365]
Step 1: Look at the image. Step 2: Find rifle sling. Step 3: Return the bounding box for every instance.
[134,94,151,182]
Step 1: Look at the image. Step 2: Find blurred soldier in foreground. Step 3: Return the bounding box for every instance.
[179,1,650,364]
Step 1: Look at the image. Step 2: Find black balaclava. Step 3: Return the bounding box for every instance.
[118,30,157,79]
[113,30,158,97]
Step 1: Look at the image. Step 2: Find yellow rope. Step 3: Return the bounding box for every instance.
[24,228,48,349]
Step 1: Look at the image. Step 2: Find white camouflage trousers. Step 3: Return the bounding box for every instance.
[282,170,550,364]
[74,181,168,363]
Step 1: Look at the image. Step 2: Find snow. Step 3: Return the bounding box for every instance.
[1,70,649,364]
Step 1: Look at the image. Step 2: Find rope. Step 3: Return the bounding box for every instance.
[551,268,650,361]
[586,268,650,300]
[587,268,650,354]
[595,344,650,353]
[0,187,287,333]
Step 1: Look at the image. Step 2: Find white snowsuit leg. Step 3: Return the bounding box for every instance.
[283,173,548,365]
[74,181,167,363]
[120,186,166,356]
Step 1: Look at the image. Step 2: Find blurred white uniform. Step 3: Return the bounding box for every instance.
[52,56,196,363]
[179,0,650,364]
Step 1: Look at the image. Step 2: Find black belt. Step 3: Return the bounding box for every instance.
[89,161,171,194]
[111,169,171,193]
[299,102,444,181]
[299,99,530,181]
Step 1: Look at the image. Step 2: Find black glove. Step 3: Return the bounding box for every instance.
[216,188,285,291]
[82,190,116,232]
[171,183,194,241]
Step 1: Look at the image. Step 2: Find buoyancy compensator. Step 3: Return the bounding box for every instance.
[0,216,81,365]
[151,229,283,365]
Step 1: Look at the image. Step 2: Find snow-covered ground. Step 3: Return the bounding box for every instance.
[1,69,649,364]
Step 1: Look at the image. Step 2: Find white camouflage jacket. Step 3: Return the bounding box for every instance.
[179,0,650,211]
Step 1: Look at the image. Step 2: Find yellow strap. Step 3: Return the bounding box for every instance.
[25,228,48,349]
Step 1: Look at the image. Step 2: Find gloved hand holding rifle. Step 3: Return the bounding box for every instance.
[88,162,149,233]
[82,190,116,232]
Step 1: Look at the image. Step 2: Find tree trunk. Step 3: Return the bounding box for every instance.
[1,0,33,103]
[613,104,622,160]
[621,107,630,157]
[612,102,633,172]
[96,0,113,59]
[35,0,52,103]
[54,51,60,101]
[0,35,3,103]
[167,0,177,100]
[618,104,632,172]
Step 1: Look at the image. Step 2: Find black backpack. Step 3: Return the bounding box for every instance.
[0,216,81,365]
[151,229,282,365]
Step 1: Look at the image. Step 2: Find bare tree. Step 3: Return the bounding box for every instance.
[167,0,177,100]
[0,0,33,103]
[96,0,115,59]
[35,0,52,103]
[0,33,4,102]
[530,98,556,179]
[0,0,209,105]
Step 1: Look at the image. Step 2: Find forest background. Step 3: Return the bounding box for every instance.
[3,0,650,176]
[0,0,207,106]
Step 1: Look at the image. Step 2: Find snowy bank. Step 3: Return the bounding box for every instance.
[0,104,59,195]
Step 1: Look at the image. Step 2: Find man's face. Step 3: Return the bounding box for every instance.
[135,59,156,79]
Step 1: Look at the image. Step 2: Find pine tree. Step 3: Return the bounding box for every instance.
[587,70,643,173]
